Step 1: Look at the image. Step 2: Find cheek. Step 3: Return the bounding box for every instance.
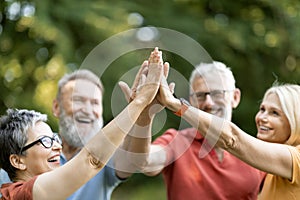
[278,121,291,141]
[254,112,260,124]
[27,149,49,169]
[62,101,75,114]
[189,97,199,108]
[96,105,103,115]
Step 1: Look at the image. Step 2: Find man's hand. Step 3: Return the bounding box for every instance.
[119,47,171,120]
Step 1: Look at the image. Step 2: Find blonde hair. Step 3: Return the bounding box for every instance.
[264,84,300,146]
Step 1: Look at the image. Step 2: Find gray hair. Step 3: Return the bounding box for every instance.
[0,109,47,180]
[189,61,236,93]
[56,69,104,100]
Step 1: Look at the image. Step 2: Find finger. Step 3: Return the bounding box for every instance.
[163,62,169,78]
[169,82,175,94]
[118,81,131,102]
[132,60,149,91]
[141,60,149,68]
[147,61,163,84]
[149,47,163,64]
[141,65,149,77]
[161,76,169,86]
[160,76,170,93]
[137,73,147,91]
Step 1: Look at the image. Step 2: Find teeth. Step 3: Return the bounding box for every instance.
[76,117,92,124]
[48,156,60,162]
[260,126,269,131]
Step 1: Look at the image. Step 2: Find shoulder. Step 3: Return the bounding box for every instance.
[1,176,38,199]
[154,128,194,140]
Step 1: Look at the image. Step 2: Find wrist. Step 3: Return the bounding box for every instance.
[173,98,190,117]
[136,112,153,126]
[130,98,148,116]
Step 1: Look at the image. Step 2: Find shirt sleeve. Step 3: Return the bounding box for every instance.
[1,176,38,200]
[287,145,300,184]
[153,128,181,166]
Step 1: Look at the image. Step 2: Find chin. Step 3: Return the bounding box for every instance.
[256,133,265,140]
[49,163,61,170]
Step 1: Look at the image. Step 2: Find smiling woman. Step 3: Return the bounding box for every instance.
[158,79,300,200]
[0,49,165,200]
[255,92,291,144]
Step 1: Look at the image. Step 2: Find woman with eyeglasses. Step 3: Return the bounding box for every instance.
[0,48,165,200]
[158,78,300,199]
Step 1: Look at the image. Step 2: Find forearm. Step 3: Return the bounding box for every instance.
[126,110,153,154]
[115,113,154,178]
[180,105,293,179]
[84,99,148,169]
[167,99,235,149]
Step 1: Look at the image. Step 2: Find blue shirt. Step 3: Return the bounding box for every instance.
[0,169,11,197]
[60,153,122,200]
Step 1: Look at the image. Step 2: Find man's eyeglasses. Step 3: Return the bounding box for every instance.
[21,134,62,153]
[190,90,232,102]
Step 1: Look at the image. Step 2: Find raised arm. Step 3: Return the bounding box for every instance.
[33,55,164,200]
[157,76,293,180]
[115,47,170,178]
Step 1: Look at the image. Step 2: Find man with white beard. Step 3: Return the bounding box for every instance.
[52,69,138,200]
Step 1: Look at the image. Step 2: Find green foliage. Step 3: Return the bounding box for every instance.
[0,0,300,198]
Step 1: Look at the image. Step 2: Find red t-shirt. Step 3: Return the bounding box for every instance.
[0,176,37,200]
[153,128,265,200]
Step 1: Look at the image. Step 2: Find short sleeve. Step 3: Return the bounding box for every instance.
[1,176,38,200]
[287,145,300,184]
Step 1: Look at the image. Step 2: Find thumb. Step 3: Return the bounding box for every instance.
[169,82,175,94]
[118,81,131,103]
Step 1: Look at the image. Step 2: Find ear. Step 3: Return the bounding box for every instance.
[9,154,26,170]
[231,88,241,109]
[52,99,60,117]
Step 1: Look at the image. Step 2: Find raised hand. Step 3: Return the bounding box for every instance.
[119,47,173,121]
[134,49,164,107]
[118,60,149,102]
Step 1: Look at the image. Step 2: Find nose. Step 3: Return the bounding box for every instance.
[81,101,94,115]
[200,94,215,109]
[52,140,62,150]
[257,112,268,122]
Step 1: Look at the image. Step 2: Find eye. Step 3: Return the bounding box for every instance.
[272,110,279,116]
[40,137,53,147]
[73,97,84,102]
[212,90,223,96]
[259,106,265,112]
[91,100,100,105]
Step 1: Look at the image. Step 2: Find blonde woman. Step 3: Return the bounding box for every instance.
[159,81,300,199]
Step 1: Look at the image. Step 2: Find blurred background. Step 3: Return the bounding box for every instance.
[0,0,299,199]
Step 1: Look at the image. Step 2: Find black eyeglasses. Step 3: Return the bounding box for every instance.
[190,90,232,102]
[21,134,62,153]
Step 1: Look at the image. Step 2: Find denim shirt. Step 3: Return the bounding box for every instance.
[0,169,11,197]
[60,153,122,200]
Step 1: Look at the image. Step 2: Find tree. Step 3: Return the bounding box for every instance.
[1,1,299,198]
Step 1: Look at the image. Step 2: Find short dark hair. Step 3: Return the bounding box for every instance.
[0,109,47,180]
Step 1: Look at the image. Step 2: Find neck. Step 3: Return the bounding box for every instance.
[14,171,37,183]
[62,140,81,161]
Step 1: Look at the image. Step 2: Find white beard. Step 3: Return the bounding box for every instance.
[59,109,103,148]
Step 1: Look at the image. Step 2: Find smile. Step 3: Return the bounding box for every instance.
[259,125,271,131]
[75,116,93,124]
[48,155,60,163]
